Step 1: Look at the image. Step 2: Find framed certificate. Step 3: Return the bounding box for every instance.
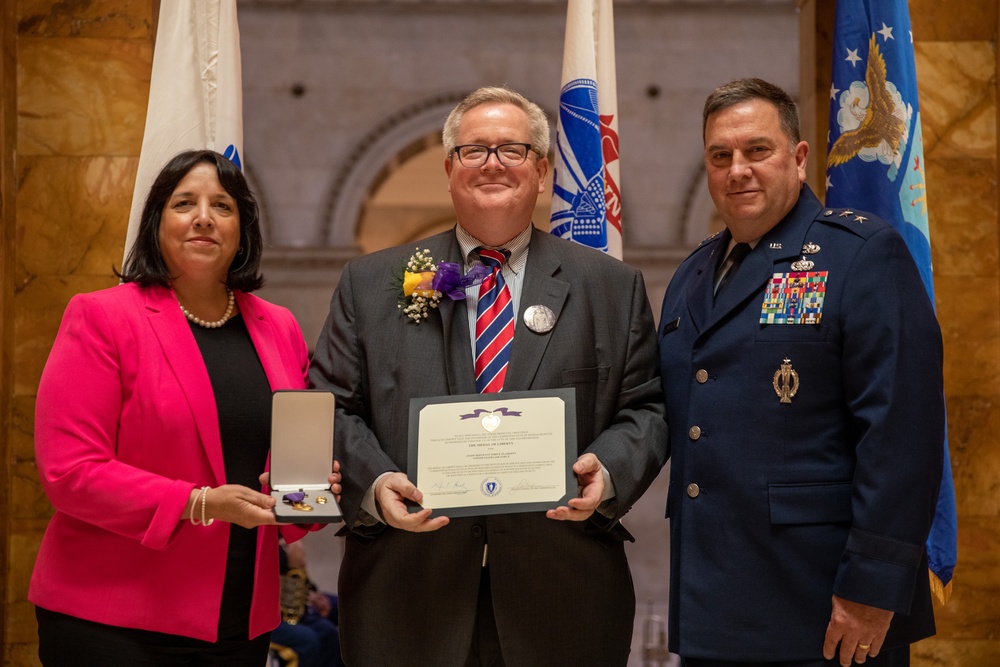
[406,388,576,518]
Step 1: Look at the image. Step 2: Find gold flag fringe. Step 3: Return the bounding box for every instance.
[930,569,953,606]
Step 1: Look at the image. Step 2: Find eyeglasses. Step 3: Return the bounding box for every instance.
[452,143,535,168]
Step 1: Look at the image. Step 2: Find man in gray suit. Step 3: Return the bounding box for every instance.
[310,86,667,666]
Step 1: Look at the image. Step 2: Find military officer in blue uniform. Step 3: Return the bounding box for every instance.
[658,78,944,667]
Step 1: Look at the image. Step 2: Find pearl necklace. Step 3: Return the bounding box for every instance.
[179,289,235,329]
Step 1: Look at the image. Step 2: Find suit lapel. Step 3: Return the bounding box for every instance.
[433,231,477,396]
[685,232,728,336]
[238,292,293,391]
[708,239,775,324]
[144,285,227,485]
[504,229,569,392]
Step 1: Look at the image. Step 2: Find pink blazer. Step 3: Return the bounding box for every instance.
[30,283,310,641]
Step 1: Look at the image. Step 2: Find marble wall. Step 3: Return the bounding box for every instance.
[1,0,998,665]
[2,1,153,664]
[908,0,1000,663]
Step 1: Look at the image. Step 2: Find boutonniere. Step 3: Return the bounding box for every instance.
[396,248,490,323]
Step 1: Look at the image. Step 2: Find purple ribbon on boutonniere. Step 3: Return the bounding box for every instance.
[432,262,490,300]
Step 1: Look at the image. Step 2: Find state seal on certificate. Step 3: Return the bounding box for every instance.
[406,388,576,517]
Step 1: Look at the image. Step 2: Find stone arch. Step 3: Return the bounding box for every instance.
[678,160,724,248]
[320,91,469,248]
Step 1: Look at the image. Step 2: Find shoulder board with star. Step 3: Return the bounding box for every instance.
[814,207,887,240]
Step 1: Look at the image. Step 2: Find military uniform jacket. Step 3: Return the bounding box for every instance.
[657,186,944,661]
[311,227,668,667]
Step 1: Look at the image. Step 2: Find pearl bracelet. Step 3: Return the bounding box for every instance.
[189,486,214,526]
[201,486,214,526]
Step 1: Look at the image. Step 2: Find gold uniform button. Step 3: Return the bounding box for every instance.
[686,483,700,498]
[688,425,702,440]
[695,369,709,383]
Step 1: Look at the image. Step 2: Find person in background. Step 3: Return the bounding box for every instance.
[30,150,337,665]
[271,540,345,667]
[658,78,944,667]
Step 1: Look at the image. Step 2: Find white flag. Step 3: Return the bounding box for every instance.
[123,0,244,264]
[549,0,622,259]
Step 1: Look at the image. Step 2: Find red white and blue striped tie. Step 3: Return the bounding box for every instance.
[475,248,514,393]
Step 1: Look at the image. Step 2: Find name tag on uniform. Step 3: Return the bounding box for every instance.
[760,272,828,324]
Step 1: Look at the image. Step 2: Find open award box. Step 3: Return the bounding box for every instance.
[270,390,343,524]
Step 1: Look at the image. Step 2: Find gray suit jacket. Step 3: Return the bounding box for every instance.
[311,227,667,666]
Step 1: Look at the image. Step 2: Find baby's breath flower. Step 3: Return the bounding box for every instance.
[396,248,442,323]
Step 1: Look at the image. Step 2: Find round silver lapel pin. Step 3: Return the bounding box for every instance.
[523,304,556,334]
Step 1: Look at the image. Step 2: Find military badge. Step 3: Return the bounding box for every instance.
[773,358,799,404]
[760,272,828,324]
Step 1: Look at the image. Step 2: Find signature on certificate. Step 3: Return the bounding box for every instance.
[510,479,558,493]
[429,480,469,495]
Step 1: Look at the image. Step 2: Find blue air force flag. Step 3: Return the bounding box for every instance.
[550,0,622,260]
[123,0,244,264]
[826,0,957,603]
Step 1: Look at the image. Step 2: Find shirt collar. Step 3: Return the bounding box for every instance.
[456,223,532,275]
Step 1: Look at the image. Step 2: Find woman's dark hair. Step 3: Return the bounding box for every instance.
[118,149,264,292]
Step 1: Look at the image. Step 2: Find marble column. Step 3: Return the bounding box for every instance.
[3,1,152,664]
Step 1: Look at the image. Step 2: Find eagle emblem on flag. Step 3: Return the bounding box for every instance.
[829,34,909,175]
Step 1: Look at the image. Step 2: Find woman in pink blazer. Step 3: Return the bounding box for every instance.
[30,150,329,665]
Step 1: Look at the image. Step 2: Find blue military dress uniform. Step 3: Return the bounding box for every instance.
[658,185,944,662]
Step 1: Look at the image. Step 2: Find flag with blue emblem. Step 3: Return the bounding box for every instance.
[826,0,957,604]
[550,0,622,260]
[124,0,244,263]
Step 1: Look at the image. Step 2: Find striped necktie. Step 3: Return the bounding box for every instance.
[474,248,514,393]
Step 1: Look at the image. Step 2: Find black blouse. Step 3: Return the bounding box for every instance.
[189,314,272,639]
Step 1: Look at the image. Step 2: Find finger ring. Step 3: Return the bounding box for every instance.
[858,644,871,650]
